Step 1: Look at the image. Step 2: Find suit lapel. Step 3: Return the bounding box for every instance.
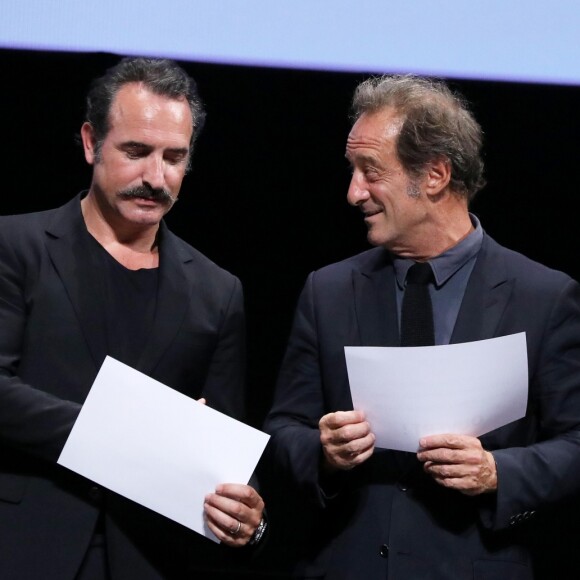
[451,235,514,344]
[45,198,192,376]
[136,224,192,375]
[45,196,109,370]
[353,250,399,347]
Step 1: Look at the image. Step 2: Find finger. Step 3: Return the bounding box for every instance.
[320,410,366,430]
[424,461,469,479]
[215,483,264,511]
[204,498,251,537]
[419,434,479,451]
[419,444,488,466]
[204,502,240,535]
[321,420,372,447]
[347,444,375,466]
[204,494,264,546]
[204,508,247,546]
[323,432,375,470]
[334,431,375,458]
[206,489,264,532]
[424,456,496,495]
[197,397,206,405]
[205,493,246,524]
[418,448,464,464]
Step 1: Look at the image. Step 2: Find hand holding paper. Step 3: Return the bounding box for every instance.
[204,483,264,546]
[417,433,498,495]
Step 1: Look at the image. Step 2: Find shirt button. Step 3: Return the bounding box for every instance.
[380,544,389,558]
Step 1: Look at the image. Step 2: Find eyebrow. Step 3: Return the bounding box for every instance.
[164,147,189,156]
[120,141,189,156]
[120,141,150,149]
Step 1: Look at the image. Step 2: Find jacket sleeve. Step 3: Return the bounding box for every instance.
[485,278,580,530]
[264,273,332,507]
[0,218,80,462]
[200,275,247,422]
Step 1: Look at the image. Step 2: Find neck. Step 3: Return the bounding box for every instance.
[81,194,160,270]
[394,197,474,261]
[81,193,160,253]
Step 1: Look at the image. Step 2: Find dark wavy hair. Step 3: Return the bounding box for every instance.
[352,75,485,201]
[85,57,206,161]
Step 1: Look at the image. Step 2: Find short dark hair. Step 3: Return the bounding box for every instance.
[352,75,485,201]
[85,57,206,159]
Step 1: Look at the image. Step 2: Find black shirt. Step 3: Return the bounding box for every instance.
[87,234,159,369]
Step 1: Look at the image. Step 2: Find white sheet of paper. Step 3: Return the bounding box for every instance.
[345,333,528,452]
[58,356,270,542]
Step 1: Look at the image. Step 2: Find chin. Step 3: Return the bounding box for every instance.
[123,209,166,227]
[366,230,387,248]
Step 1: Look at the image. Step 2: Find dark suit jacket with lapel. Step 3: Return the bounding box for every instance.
[0,196,247,579]
[265,235,580,580]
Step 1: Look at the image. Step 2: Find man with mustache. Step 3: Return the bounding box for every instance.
[265,75,580,579]
[0,57,264,579]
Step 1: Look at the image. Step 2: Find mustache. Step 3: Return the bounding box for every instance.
[118,185,177,205]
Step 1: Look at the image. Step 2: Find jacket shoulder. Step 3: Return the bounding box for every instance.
[0,206,61,233]
[483,235,575,289]
[162,228,241,288]
[311,247,389,283]
[0,206,64,266]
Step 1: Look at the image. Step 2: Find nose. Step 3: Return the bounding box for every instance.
[347,173,370,206]
[142,155,166,190]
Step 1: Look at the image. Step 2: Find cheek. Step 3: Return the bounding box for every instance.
[371,185,391,208]
[166,168,187,190]
[101,159,141,186]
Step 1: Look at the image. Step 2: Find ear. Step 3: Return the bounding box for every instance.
[423,156,451,199]
[80,122,97,165]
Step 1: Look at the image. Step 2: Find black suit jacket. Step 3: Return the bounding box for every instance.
[265,235,580,579]
[0,196,247,579]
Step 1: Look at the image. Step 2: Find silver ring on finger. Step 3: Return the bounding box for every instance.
[230,520,241,536]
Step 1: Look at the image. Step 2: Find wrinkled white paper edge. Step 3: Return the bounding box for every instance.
[345,333,528,452]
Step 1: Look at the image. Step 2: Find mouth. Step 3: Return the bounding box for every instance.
[131,197,162,206]
[362,208,382,219]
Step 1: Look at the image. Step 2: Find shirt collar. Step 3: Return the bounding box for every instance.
[393,214,483,289]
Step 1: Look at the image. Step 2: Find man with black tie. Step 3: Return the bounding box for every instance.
[0,57,264,579]
[265,75,580,579]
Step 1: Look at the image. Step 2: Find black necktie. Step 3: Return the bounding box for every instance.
[400,262,435,346]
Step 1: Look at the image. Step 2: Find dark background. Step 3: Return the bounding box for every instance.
[2,48,580,577]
